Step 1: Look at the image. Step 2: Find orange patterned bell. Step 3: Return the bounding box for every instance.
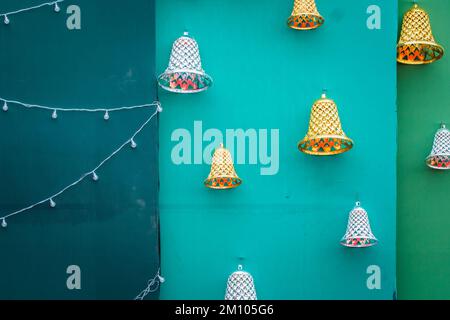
[287,0,324,30]
[204,144,242,189]
[397,4,444,64]
[298,92,353,156]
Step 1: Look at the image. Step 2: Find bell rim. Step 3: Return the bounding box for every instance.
[287,14,324,30]
[340,238,378,248]
[297,135,354,156]
[425,155,450,170]
[157,71,213,94]
[204,176,243,189]
[397,42,444,65]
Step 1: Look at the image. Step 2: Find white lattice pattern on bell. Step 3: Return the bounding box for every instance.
[341,204,378,248]
[225,268,257,300]
[430,126,450,156]
[166,35,203,72]
[158,32,212,93]
[426,125,450,170]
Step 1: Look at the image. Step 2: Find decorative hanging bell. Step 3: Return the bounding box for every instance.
[298,92,353,155]
[204,143,242,189]
[225,265,257,300]
[397,4,444,64]
[158,32,213,93]
[426,124,450,170]
[341,201,378,248]
[287,0,324,30]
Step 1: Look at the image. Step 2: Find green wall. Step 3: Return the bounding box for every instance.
[158,0,397,299]
[397,0,450,300]
[0,0,159,299]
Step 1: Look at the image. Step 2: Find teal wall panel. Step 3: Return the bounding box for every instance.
[158,0,397,299]
[397,0,450,300]
[0,0,159,299]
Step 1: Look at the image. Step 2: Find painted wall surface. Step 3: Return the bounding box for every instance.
[397,0,450,300]
[0,0,159,299]
[158,0,397,299]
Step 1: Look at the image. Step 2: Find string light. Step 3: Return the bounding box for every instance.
[0,96,157,116]
[92,172,99,181]
[130,139,137,149]
[0,103,161,227]
[52,110,58,119]
[0,1,64,25]
[135,268,164,300]
[2,101,8,112]
[1,218,7,228]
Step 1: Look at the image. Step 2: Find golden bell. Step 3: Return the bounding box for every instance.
[204,144,242,189]
[397,4,444,65]
[298,93,353,156]
[287,0,324,30]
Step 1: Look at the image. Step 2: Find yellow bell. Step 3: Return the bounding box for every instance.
[287,0,324,30]
[204,144,242,189]
[298,93,353,156]
[397,4,444,65]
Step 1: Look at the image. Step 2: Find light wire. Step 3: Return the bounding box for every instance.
[1,96,158,113]
[0,102,161,222]
[134,268,164,300]
[0,1,64,17]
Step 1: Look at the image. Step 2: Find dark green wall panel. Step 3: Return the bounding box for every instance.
[0,0,159,299]
[397,0,450,300]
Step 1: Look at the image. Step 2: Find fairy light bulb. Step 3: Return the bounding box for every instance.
[92,172,99,181]
[104,111,110,121]
[52,110,58,119]
[2,101,8,112]
[1,219,7,228]
[54,2,61,12]
[49,198,56,208]
[158,274,166,284]
[130,139,137,149]
[157,104,163,113]
[4,15,10,25]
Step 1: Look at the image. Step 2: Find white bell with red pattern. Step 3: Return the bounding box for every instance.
[341,201,378,248]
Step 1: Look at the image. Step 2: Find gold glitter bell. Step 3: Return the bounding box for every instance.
[287,0,324,30]
[298,92,353,155]
[397,4,444,64]
[204,144,242,189]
